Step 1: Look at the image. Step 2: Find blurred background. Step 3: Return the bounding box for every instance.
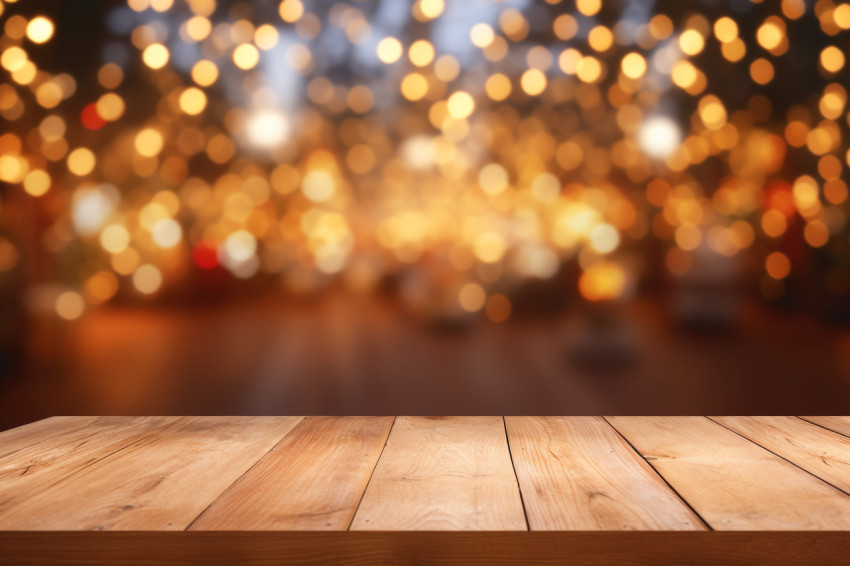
[2,0,850,430]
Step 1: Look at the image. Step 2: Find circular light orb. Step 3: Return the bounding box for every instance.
[26,16,54,44]
[245,110,290,149]
[152,218,182,248]
[55,291,84,320]
[638,116,682,159]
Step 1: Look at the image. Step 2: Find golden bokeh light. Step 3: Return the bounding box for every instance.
[233,43,260,70]
[377,37,403,64]
[447,91,475,119]
[408,39,434,67]
[135,128,164,157]
[191,59,219,86]
[142,43,169,69]
[621,53,647,79]
[179,87,207,115]
[25,16,54,44]
[55,291,85,320]
[2,0,849,318]
[67,148,95,176]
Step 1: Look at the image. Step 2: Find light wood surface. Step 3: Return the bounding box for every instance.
[712,416,850,494]
[350,416,526,530]
[606,416,850,530]
[801,416,850,438]
[0,417,302,530]
[0,417,184,512]
[0,416,99,459]
[1,415,849,537]
[505,416,703,530]
[191,416,393,530]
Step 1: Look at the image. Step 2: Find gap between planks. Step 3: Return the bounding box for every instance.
[346,416,397,531]
[601,416,713,531]
[184,416,307,531]
[707,416,850,497]
[501,416,530,531]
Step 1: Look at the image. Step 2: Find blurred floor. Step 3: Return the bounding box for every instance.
[2,291,850,430]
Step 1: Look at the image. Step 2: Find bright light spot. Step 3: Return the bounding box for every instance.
[401,73,428,100]
[576,0,601,17]
[72,187,116,236]
[377,37,403,64]
[408,39,434,66]
[470,23,495,48]
[179,87,207,115]
[638,116,682,159]
[152,218,182,248]
[55,291,84,320]
[67,148,96,176]
[302,170,336,202]
[233,43,260,69]
[679,29,705,56]
[245,109,290,149]
[520,69,547,96]
[531,173,560,202]
[133,264,163,294]
[142,44,169,69]
[400,136,435,170]
[473,232,507,263]
[579,262,627,301]
[479,163,509,195]
[223,230,257,263]
[191,60,218,86]
[135,128,164,157]
[26,16,54,44]
[254,24,280,50]
[100,224,130,254]
[589,223,620,254]
[279,0,305,23]
[621,52,647,79]
[23,169,50,196]
[458,282,486,312]
[447,91,475,119]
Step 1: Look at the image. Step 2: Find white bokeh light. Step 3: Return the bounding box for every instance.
[245,110,290,149]
[638,115,682,159]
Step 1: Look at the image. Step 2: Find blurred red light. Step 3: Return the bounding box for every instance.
[193,243,219,270]
[80,103,106,130]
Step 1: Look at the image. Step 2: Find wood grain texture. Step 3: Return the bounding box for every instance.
[2,532,850,566]
[189,416,394,531]
[712,416,850,494]
[0,417,301,530]
[0,416,99,459]
[801,416,850,438]
[0,417,184,505]
[506,416,703,530]
[350,416,526,531]
[607,416,850,530]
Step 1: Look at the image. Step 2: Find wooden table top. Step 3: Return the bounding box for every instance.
[1,415,849,533]
[3,416,850,565]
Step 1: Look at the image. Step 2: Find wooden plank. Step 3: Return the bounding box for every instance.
[800,416,850,438]
[607,417,850,530]
[350,416,526,530]
[0,417,184,498]
[505,416,703,530]
[189,416,393,530]
[3,531,850,566]
[0,417,301,530]
[712,416,850,494]
[0,416,99,459]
